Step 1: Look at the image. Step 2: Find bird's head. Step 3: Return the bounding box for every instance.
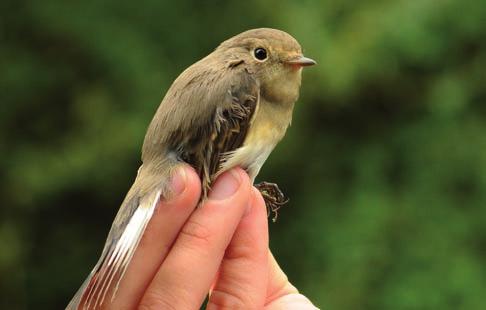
[217,28,316,105]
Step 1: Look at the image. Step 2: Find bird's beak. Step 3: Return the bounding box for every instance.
[285,55,317,67]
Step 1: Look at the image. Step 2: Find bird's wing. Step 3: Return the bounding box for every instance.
[166,67,260,197]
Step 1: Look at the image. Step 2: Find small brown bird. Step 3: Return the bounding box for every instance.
[67,28,315,309]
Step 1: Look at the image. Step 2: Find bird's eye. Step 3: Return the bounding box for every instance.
[253,48,268,61]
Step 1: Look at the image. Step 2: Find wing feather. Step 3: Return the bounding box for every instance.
[174,69,259,197]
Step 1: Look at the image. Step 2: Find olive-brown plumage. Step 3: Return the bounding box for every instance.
[67,28,315,310]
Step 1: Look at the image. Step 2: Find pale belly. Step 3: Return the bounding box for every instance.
[221,143,275,181]
[220,99,291,181]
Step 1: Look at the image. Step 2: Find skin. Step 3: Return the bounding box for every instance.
[100,165,317,309]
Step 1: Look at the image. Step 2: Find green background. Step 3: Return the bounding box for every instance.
[1,0,485,309]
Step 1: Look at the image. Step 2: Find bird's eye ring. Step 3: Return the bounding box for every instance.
[253,47,268,61]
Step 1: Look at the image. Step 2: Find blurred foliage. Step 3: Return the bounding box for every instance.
[1,0,486,309]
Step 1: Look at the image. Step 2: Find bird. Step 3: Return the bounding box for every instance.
[67,28,315,309]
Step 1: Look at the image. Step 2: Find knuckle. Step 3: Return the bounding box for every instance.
[138,291,178,310]
[207,289,248,309]
[179,218,212,247]
[224,242,254,260]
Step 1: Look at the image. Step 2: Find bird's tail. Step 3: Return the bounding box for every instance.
[66,165,170,310]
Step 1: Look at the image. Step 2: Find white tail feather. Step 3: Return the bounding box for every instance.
[79,190,161,310]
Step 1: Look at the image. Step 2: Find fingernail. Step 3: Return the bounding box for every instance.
[209,169,241,200]
[170,166,187,197]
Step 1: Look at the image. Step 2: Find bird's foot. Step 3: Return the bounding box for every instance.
[254,181,288,222]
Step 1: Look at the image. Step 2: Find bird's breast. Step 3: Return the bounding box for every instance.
[220,98,292,181]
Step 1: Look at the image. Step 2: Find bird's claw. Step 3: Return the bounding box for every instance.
[255,181,288,222]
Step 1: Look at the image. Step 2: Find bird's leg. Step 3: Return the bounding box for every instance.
[254,181,289,222]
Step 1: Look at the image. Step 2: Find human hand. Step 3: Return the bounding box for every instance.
[93,165,317,309]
